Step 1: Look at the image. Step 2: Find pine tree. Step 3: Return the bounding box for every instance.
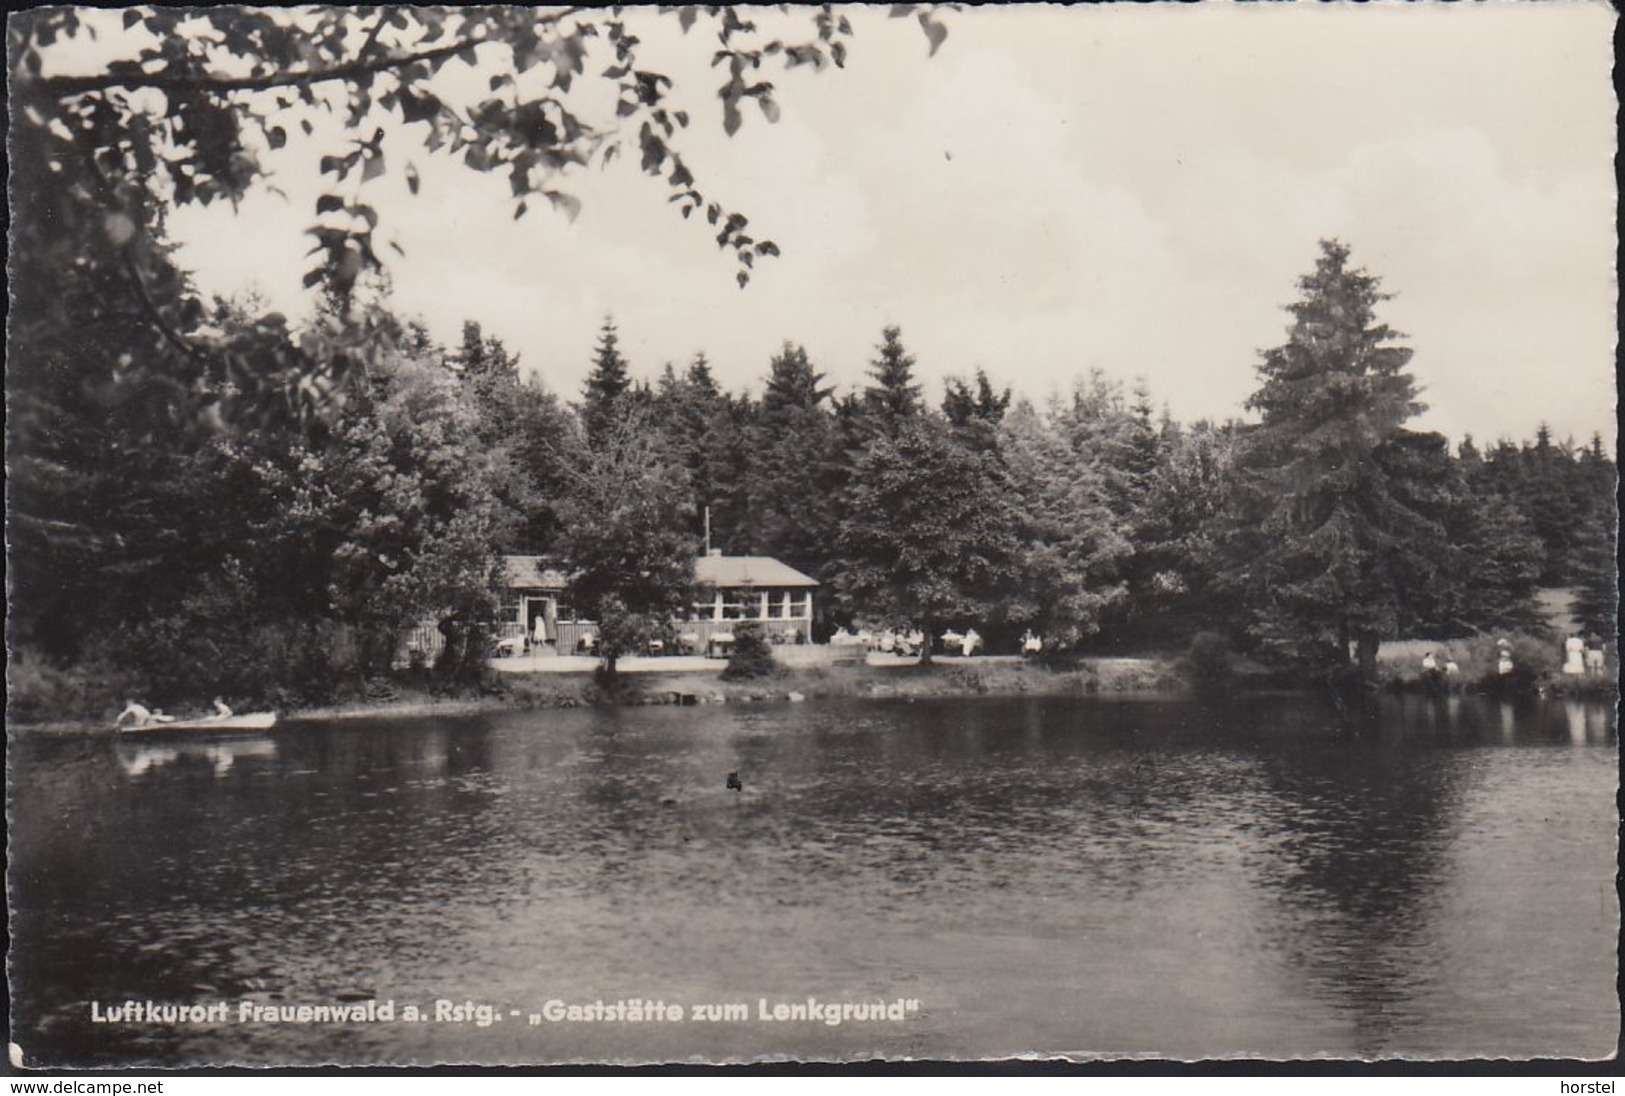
[861,326,923,435]
[448,321,575,554]
[1059,369,1151,524]
[997,399,1132,648]
[1570,432,1618,638]
[1520,424,1583,582]
[581,317,632,445]
[701,391,756,554]
[1223,239,1446,684]
[942,368,1011,453]
[1127,418,1243,640]
[745,342,839,578]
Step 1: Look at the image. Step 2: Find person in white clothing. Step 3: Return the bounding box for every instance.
[1563,635,1585,676]
[115,700,175,729]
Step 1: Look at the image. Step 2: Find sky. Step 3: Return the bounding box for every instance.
[136,3,1618,447]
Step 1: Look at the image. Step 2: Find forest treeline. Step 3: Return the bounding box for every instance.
[8,11,1612,714]
[9,240,1615,712]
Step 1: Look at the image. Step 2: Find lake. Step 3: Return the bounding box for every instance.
[7,692,1617,1065]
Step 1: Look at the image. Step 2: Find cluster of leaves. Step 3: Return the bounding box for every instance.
[10,5,955,445]
[9,292,512,705]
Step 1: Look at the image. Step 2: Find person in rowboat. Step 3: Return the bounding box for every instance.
[115,700,175,730]
[210,697,233,720]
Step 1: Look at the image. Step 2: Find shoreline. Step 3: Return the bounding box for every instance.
[10,656,1190,737]
[15,650,1612,738]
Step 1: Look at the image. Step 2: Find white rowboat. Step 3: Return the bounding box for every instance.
[117,712,278,735]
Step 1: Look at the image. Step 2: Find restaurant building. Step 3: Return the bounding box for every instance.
[501,550,819,655]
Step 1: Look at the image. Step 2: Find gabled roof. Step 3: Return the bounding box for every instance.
[502,555,570,589]
[502,554,818,590]
[694,554,818,589]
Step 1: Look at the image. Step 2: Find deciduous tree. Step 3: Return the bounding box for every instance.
[552,404,697,677]
[834,413,1021,663]
[997,399,1131,649]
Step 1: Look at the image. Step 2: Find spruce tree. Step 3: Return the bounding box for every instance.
[1570,433,1618,638]
[942,368,1011,453]
[1224,239,1447,684]
[861,326,923,435]
[582,317,632,445]
[746,342,839,576]
[997,399,1132,648]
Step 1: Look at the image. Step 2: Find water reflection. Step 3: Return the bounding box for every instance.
[116,737,278,777]
[1563,700,1612,746]
[8,694,1616,1066]
[1245,719,1465,1052]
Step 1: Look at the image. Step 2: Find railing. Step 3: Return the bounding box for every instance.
[397,619,527,666]
[673,618,813,655]
[398,621,444,667]
[553,617,813,657]
[403,616,814,663]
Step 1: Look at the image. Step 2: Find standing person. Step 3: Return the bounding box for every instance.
[1584,634,1606,679]
[1563,634,1586,676]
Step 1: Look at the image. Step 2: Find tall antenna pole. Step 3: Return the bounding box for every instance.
[704,505,711,554]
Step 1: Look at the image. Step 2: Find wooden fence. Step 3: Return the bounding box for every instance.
[398,617,811,665]
[396,620,527,667]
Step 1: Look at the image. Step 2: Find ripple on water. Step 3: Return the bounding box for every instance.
[7,695,1616,1065]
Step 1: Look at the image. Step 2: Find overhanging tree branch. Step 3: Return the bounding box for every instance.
[33,8,585,100]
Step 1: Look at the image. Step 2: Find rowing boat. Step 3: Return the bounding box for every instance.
[116,712,278,735]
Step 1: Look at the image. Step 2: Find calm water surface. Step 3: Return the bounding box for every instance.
[8,693,1617,1065]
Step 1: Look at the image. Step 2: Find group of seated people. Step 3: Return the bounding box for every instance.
[114,697,232,729]
[563,627,806,657]
[827,626,1048,657]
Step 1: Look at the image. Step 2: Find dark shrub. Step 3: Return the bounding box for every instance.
[1184,631,1235,698]
[115,615,362,708]
[7,648,136,723]
[721,621,779,681]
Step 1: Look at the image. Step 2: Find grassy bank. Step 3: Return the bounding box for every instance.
[1375,633,1616,698]
[499,654,1188,708]
[11,655,1190,736]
